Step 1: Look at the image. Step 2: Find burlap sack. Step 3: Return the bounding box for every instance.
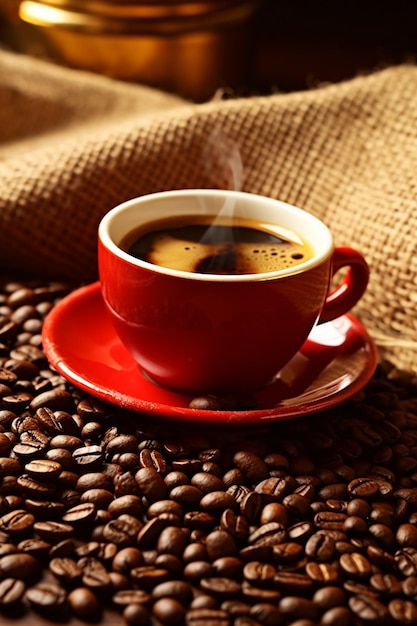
[1,50,417,372]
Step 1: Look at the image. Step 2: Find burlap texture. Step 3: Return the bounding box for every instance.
[1,50,417,372]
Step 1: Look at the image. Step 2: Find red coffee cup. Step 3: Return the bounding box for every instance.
[98,190,369,395]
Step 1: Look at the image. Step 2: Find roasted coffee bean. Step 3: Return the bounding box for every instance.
[260,503,288,526]
[33,520,74,543]
[273,571,313,594]
[26,498,66,519]
[191,472,225,493]
[0,552,40,579]
[130,565,170,590]
[255,477,292,501]
[220,509,249,541]
[25,458,62,481]
[212,557,244,580]
[285,521,313,543]
[396,523,417,547]
[306,561,339,583]
[279,596,319,621]
[206,530,238,561]
[320,606,352,626]
[370,572,402,595]
[0,577,26,605]
[153,596,187,624]
[157,526,189,556]
[26,582,67,611]
[49,557,83,587]
[339,552,372,578]
[62,502,96,526]
[67,586,101,620]
[183,560,213,581]
[248,522,287,547]
[29,389,75,413]
[184,510,217,531]
[185,608,231,625]
[388,598,417,623]
[0,509,35,534]
[349,593,390,621]
[314,511,347,530]
[305,532,336,560]
[402,576,417,599]
[243,561,276,585]
[313,585,347,611]
[200,577,241,599]
[135,467,169,502]
[395,546,417,576]
[72,445,104,469]
[18,538,51,558]
[103,516,142,547]
[233,451,269,484]
[272,541,304,564]
[200,491,238,513]
[169,477,203,499]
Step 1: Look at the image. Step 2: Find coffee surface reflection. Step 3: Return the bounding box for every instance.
[121,216,313,275]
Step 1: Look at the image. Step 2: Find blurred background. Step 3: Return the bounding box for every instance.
[1,0,417,102]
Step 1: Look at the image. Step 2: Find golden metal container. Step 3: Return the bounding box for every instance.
[18,0,261,101]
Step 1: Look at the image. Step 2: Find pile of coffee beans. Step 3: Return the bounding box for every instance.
[1,275,417,625]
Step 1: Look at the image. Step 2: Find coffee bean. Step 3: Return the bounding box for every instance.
[185,608,231,625]
[312,586,347,611]
[233,451,269,484]
[320,606,352,626]
[305,562,339,583]
[29,389,75,413]
[388,598,417,623]
[113,588,152,606]
[33,521,74,543]
[130,565,170,590]
[314,511,347,531]
[248,522,287,548]
[0,509,35,534]
[0,553,40,580]
[339,552,372,578]
[49,557,83,587]
[395,547,417,576]
[26,582,67,610]
[200,577,241,599]
[0,577,26,605]
[25,458,62,480]
[349,593,390,621]
[255,477,292,501]
[200,491,238,513]
[206,530,238,561]
[67,586,101,620]
[243,561,276,585]
[249,602,283,625]
[279,596,319,620]
[396,523,417,547]
[220,509,249,541]
[305,532,336,561]
[273,571,313,594]
[272,542,304,564]
[135,467,169,502]
[153,596,187,624]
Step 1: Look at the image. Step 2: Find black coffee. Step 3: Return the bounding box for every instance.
[120,216,313,275]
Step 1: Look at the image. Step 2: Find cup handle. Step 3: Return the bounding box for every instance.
[318,246,369,324]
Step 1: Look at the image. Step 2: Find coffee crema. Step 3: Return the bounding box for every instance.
[120,215,314,275]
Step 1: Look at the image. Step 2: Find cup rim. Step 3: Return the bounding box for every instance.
[98,189,334,282]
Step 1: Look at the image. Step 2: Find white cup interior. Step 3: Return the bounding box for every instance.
[99,190,334,282]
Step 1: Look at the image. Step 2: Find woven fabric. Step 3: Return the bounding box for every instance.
[1,50,417,372]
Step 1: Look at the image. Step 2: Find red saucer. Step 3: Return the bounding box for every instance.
[42,282,378,425]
